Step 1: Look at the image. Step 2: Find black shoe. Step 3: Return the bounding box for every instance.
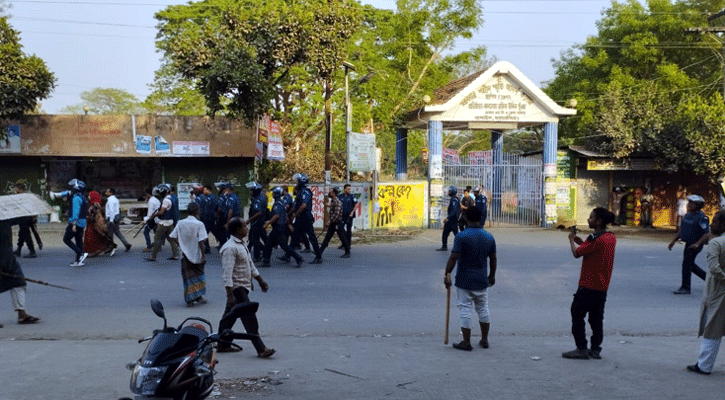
[301,248,312,253]
[260,259,271,268]
[296,258,304,268]
[340,253,350,258]
[23,252,37,259]
[687,364,711,375]
[562,348,590,359]
[125,243,132,252]
[588,349,601,359]
[436,247,448,251]
[277,256,291,263]
[452,341,473,351]
[310,258,323,264]
[673,288,691,295]
[13,249,21,257]
[337,245,344,250]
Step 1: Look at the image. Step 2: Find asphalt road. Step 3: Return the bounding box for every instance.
[1,225,722,399]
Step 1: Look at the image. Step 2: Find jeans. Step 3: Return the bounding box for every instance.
[571,286,607,352]
[218,286,266,353]
[63,223,84,260]
[143,224,155,249]
[682,246,706,290]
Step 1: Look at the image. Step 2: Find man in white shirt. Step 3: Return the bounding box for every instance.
[217,217,275,358]
[104,188,132,252]
[143,188,161,252]
[169,202,208,307]
[145,184,180,262]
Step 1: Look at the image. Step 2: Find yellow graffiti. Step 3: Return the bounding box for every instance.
[374,183,425,228]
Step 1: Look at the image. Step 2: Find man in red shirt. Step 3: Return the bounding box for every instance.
[563,207,617,360]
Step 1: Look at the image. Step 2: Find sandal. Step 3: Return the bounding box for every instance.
[18,315,40,324]
[258,348,276,358]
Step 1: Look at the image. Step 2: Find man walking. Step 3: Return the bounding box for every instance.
[669,194,709,295]
[687,210,725,375]
[444,206,496,351]
[13,183,37,258]
[168,203,208,307]
[194,184,217,254]
[319,187,350,258]
[563,207,617,360]
[142,188,160,252]
[437,186,460,251]
[218,217,276,358]
[245,182,268,263]
[104,188,132,252]
[262,187,303,268]
[57,179,89,267]
[338,184,357,250]
[145,184,180,262]
[289,174,322,263]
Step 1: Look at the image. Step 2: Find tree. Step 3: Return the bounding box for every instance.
[545,0,725,184]
[60,87,144,115]
[143,61,208,115]
[0,16,55,121]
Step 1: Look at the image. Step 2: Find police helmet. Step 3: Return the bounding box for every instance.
[68,179,86,192]
[272,186,284,199]
[448,186,457,196]
[295,173,309,186]
[245,181,262,191]
[155,184,170,196]
[687,194,705,204]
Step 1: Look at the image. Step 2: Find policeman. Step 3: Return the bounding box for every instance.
[145,184,180,262]
[288,173,322,263]
[193,184,217,253]
[338,184,358,250]
[473,186,488,227]
[245,181,268,262]
[262,186,303,267]
[437,186,460,251]
[214,182,232,247]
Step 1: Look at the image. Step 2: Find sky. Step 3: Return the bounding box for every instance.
[6,0,614,113]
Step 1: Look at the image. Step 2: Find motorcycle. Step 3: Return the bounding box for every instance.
[120,299,259,400]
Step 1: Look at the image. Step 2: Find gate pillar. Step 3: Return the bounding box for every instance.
[541,122,558,227]
[395,127,408,181]
[428,121,443,228]
[491,130,503,218]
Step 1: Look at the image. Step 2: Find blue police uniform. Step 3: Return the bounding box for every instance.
[170,193,180,225]
[263,198,302,264]
[290,186,321,259]
[678,210,709,291]
[248,193,268,260]
[339,191,358,247]
[214,192,231,246]
[441,196,460,249]
[475,194,488,226]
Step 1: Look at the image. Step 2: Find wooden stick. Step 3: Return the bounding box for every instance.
[444,285,451,345]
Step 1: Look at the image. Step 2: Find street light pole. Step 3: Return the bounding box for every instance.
[343,61,355,183]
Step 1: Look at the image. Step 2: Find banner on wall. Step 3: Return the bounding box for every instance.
[154,135,170,155]
[468,150,491,165]
[0,125,21,154]
[173,141,210,156]
[136,135,152,154]
[442,148,460,165]
[267,122,285,161]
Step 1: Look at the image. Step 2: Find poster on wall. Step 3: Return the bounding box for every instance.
[442,148,460,165]
[176,182,199,212]
[349,132,376,172]
[0,125,21,154]
[172,141,210,156]
[136,135,152,154]
[267,122,285,161]
[154,135,171,155]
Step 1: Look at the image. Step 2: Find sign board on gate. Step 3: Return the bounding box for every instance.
[349,132,376,172]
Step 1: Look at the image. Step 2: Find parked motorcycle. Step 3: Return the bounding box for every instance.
[120,299,259,400]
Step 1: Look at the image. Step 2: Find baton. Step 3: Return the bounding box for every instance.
[0,271,75,291]
[444,284,451,345]
[132,221,147,238]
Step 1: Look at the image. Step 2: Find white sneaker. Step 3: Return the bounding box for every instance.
[78,253,88,264]
[109,248,116,257]
[70,261,84,267]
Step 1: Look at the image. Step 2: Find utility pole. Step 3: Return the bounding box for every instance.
[343,62,355,183]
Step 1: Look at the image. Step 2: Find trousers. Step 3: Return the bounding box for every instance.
[681,246,706,290]
[218,286,266,354]
[571,286,607,352]
[62,223,84,259]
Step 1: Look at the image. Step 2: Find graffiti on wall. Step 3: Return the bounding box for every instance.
[310,185,326,222]
[374,183,425,228]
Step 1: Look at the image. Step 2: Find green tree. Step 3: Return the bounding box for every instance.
[0,16,55,121]
[143,61,208,115]
[545,0,725,183]
[60,87,144,115]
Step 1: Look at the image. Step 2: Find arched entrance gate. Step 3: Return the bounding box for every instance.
[396,61,576,228]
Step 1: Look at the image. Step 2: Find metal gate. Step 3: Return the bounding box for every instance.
[443,153,543,226]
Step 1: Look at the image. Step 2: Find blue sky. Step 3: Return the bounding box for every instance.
[7,0,613,113]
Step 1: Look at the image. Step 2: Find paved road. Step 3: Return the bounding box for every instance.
[1,225,721,399]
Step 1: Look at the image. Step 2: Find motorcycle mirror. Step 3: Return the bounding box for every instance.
[150,299,167,329]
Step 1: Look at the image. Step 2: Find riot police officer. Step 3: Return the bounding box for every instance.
[194,184,217,253]
[473,186,488,227]
[338,184,357,250]
[214,182,232,247]
[245,181,268,262]
[289,173,322,263]
[437,186,460,251]
[262,186,303,267]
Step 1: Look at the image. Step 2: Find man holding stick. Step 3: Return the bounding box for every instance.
[444,206,497,351]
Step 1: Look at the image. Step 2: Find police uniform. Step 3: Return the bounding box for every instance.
[263,196,302,265]
[194,191,217,252]
[440,195,460,249]
[290,186,321,259]
[248,192,268,260]
[475,193,488,226]
[338,190,357,249]
[214,190,231,246]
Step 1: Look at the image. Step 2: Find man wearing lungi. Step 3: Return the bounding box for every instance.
[169,202,208,307]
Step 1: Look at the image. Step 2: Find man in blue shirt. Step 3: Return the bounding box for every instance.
[473,186,488,227]
[338,184,358,250]
[437,186,460,251]
[289,174,322,263]
[444,206,497,351]
[669,194,710,295]
[245,181,268,262]
[263,187,303,267]
[60,179,88,267]
[194,184,217,254]
[214,183,232,247]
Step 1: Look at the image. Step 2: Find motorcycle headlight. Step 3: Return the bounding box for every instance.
[130,365,168,396]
